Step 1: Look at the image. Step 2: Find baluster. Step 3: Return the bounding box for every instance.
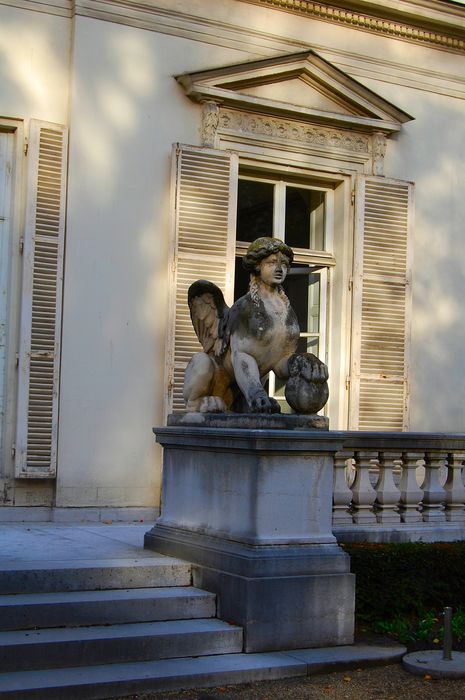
[375,452,401,524]
[398,452,423,523]
[444,452,465,523]
[351,451,377,524]
[421,451,447,522]
[333,451,354,525]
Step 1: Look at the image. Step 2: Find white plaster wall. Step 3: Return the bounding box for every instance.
[338,31,465,431]
[2,0,465,511]
[378,84,465,432]
[57,16,251,507]
[0,4,71,124]
[0,4,71,507]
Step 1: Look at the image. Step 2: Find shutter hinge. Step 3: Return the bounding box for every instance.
[19,237,24,254]
[15,353,19,367]
[23,138,28,156]
[351,190,355,206]
[11,444,15,459]
[348,276,353,291]
[345,376,351,390]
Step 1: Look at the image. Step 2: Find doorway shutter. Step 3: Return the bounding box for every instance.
[15,121,68,477]
[165,144,238,417]
[349,175,414,431]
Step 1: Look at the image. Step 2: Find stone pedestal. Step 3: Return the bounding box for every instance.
[145,414,355,653]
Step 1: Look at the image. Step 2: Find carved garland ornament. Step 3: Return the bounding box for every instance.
[200,101,220,148]
[218,109,370,154]
[372,132,387,176]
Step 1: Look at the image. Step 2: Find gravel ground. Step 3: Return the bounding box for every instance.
[112,663,465,700]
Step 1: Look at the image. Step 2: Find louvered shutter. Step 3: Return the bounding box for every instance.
[15,121,68,477]
[165,144,238,416]
[349,175,413,431]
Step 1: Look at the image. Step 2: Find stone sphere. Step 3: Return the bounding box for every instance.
[285,353,329,414]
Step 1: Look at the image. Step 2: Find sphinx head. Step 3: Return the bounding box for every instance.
[242,237,294,277]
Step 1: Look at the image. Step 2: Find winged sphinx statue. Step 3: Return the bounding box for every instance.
[183,237,329,414]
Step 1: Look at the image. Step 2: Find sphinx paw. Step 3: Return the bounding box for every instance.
[249,390,281,414]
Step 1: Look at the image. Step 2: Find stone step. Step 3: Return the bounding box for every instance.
[0,652,305,699]
[0,619,243,672]
[0,555,191,594]
[0,586,216,631]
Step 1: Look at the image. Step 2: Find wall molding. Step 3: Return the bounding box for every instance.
[0,0,72,16]
[2,0,465,101]
[319,47,465,101]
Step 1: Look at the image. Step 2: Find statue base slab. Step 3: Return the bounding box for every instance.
[167,411,329,430]
[145,420,354,653]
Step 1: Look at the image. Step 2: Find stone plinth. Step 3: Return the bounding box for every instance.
[145,415,354,653]
[167,411,329,431]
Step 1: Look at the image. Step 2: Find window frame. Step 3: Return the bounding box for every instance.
[234,169,337,412]
[167,144,355,427]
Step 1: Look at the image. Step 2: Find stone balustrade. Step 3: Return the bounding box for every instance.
[331,432,465,543]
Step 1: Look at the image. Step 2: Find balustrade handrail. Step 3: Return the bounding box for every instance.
[329,431,465,451]
[330,431,465,542]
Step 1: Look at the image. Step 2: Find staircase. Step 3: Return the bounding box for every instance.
[0,554,259,699]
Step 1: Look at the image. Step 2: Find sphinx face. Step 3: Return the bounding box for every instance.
[256,252,290,287]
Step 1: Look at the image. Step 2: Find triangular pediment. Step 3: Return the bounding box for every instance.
[238,77,360,117]
[177,51,413,133]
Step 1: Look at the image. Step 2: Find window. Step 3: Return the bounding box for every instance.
[234,172,335,411]
[167,144,413,430]
[171,51,415,428]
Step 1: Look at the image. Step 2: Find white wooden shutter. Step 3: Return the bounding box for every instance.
[349,175,413,431]
[165,144,238,416]
[15,121,68,477]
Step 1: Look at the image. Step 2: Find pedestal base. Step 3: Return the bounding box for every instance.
[145,418,355,652]
[145,524,354,652]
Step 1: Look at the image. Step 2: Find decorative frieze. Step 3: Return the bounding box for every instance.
[218,108,370,154]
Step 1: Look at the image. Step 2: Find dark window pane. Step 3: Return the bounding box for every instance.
[234,257,250,301]
[285,187,325,250]
[284,268,320,335]
[283,263,308,332]
[297,337,319,356]
[237,179,274,243]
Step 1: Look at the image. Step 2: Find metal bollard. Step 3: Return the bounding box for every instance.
[443,607,453,661]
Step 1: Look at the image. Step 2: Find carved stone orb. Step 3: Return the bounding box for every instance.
[285,352,329,414]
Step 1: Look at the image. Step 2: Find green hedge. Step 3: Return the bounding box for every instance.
[343,542,465,622]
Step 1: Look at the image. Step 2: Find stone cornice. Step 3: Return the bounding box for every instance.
[2,0,464,57]
[239,0,465,52]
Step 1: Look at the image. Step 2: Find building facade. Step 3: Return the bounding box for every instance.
[0,0,464,517]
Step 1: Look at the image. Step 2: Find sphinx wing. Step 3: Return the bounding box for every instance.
[187,280,230,357]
